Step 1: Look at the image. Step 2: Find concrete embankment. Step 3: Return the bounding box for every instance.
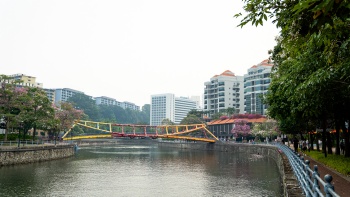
[159,142,303,197]
[0,144,75,166]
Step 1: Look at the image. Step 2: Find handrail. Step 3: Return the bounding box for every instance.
[276,143,340,197]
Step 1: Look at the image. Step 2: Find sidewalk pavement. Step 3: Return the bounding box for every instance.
[303,155,350,197]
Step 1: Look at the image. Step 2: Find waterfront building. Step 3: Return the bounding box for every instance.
[54,88,85,106]
[207,116,267,139]
[244,59,273,115]
[203,70,244,117]
[150,93,197,126]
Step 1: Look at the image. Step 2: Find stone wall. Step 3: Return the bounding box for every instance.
[0,145,75,166]
[159,142,303,197]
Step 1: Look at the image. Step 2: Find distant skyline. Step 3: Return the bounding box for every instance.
[0,0,280,107]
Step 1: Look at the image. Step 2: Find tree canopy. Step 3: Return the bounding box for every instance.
[236,0,350,156]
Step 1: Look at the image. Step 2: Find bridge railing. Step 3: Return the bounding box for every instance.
[276,143,340,197]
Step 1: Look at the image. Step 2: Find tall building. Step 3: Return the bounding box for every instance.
[6,73,43,88]
[95,96,119,106]
[244,59,273,115]
[54,88,84,106]
[203,70,244,117]
[43,88,56,103]
[94,96,140,111]
[150,94,196,126]
[190,96,201,110]
[121,101,140,111]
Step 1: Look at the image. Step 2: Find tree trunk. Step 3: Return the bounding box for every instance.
[310,133,314,151]
[32,124,36,141]
[326,131,332,154]
[344,123,350,157]
[4,119,9,141]
[322,117,327,157]
[335,120,340,155]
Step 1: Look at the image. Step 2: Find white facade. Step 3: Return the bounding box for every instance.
[54,88,84,106]
[150,94,197,126]
[121,101,140,111]
[174,97,197,124]
[244,59,273,115]
[190,96,201,110]
[204,70,244,116]
[150,94,175,126]
[95,96,118,105]
[95,96,140,111]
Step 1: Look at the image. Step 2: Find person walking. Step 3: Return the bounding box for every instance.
[293,137,299,153]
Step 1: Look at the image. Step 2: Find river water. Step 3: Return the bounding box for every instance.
[0,141,282,197]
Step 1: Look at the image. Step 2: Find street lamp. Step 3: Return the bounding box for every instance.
[54,125,58,146]
[18,121,23,148]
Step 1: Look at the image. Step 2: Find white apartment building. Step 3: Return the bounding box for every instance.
[190,96,201,110]
[244,59,273,115]
[203,70,244,117]
[121,101,140,111]
[150,94,197,126]
[95,96,119,106]
[94,96,140,111]
[54,88,85,106]
[43,88,56,103]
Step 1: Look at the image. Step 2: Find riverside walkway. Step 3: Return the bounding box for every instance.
[303,155,350,197]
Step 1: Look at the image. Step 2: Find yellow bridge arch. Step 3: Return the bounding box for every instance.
[62,120,219,143]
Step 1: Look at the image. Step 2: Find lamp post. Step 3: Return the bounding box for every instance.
[54,125,58,146]
[18,121,23,148]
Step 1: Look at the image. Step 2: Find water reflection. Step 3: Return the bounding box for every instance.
[0,143,282,197]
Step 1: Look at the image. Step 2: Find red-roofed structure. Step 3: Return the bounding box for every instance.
[207,117,267,139]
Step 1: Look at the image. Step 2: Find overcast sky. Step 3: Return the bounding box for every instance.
[0,0,279,107]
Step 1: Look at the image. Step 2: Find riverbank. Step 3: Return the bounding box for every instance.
[0,144,76,166]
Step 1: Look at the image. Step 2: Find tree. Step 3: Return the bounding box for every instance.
[67,93,99,121]
[226,107,235,116]
[55,102,83,137]
[180,114,203,125]
[161,118,175,125]
[231,119,250,137]
[17,87,55,140]
[236,0,350,157]
[0,75,23,141]
[251,119,278,139]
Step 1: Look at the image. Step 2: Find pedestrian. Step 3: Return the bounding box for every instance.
[293,137,299,152]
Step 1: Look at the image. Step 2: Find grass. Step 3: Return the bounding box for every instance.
[304,150,350,176]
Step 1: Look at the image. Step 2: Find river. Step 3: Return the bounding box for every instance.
[0,141,282,197]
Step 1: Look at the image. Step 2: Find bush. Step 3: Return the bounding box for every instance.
[305,150,350,176]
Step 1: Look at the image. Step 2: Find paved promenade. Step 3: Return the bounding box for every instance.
[303,155,350,197]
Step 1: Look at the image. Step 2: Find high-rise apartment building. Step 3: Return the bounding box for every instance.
[203,70,244,117]
[244,59,273,115]
[95,96,120,106]
[121,101,140,111]
[150,94,197,126]
[43,88,56,103]
[54,88,84,106]
[94,96,140,111]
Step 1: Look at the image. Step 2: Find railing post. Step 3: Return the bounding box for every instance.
[312,165,320,197]
[305,160,311,187]
[324,174,334,197]
[300,157,310,197]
